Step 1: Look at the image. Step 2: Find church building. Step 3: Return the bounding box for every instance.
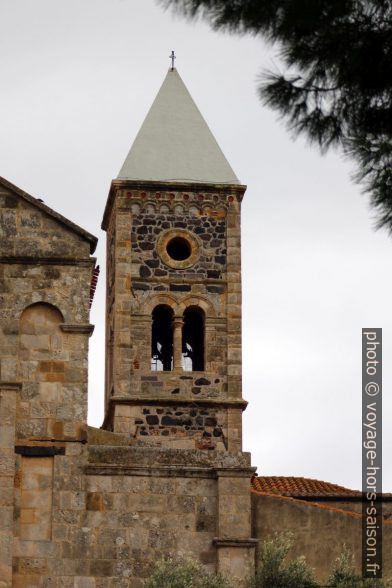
[0,67,390,587]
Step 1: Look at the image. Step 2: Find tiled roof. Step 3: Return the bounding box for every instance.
[251,476,362,498]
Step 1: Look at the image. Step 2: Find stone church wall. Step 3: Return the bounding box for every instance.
[0,184,95,441]
[0,180,96,587]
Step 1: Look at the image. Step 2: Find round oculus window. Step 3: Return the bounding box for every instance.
[166,236,192,261]
[157,229,200,269]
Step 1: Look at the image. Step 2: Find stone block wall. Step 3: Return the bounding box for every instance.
[0,181,96,441]
[12,442,87,588]
[112,402,227,450]
[0,179,97,587]
[252,493,392,584]
[102,181,245,452]
[84,439,255,587]
[8,432,255,587]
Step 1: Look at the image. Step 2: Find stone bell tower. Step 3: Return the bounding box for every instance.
[101,67,256,582]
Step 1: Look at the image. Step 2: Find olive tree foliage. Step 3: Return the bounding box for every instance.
[145,538,391,587]
[144,557,231,588]
[327,546,391,587]
[159,0,392,232]
[249,532,318,588]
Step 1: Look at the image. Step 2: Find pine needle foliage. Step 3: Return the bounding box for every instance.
[144,556,232,588]
[159,0,392,232]
[249,532,318,588]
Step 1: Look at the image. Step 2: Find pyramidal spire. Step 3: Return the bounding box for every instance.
[117,68,239,184]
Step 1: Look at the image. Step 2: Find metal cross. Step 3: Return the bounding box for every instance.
[169,50,176,70]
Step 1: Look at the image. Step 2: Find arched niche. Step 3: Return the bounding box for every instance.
[19,302,63,353]
[20,302,63,334]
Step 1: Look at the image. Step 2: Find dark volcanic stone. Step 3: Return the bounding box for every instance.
[133,283,150,291]
[171,388,180,394]
[146,415,159,425]
[195,378,210,386]
[192,387,201,395]
[207,270,220,279]
[140,242,154,251]
[213,428,222,437]
[207,285,225,294]
[170,284,191,292]
[205,417,217,427]
[146,259,159,268]
[162,416,192,426]
[139,265,151,278]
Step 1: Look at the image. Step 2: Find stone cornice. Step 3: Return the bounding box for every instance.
[213,538,258,548]
[102,179,246,230]
[0,382,22,391]
[110,396,247,409]
[15,445,65,457]
[85,464,217,478]
[131,276,227,285]
[216,467,257,477]
[60,323,95,335]
[85,464,255,479]
[0,256,95,267]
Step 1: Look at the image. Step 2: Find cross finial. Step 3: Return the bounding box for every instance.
[169,50,176,70]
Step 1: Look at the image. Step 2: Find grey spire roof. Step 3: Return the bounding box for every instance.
[117,68,239,184]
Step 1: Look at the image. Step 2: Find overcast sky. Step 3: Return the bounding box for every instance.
[1,0,390,491]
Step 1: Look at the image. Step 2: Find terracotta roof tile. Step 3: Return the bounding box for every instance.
[251,476,362,498]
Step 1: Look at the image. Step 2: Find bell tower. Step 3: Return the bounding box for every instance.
[102,68,246,451]
[101,66,256,583]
